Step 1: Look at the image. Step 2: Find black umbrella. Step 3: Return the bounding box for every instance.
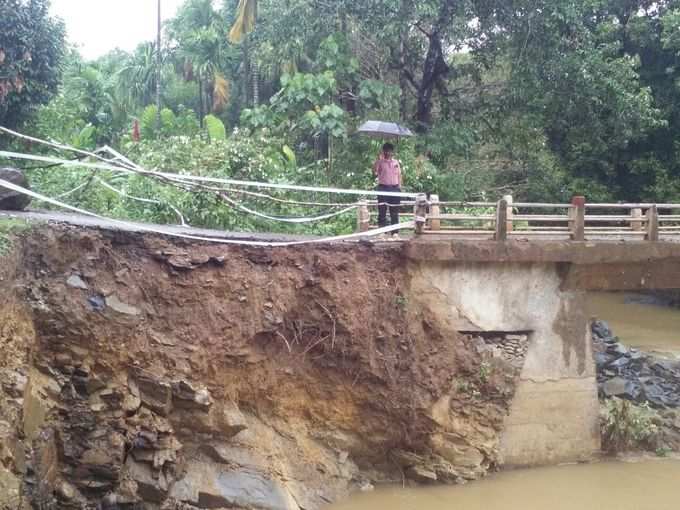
[356,121,414,139]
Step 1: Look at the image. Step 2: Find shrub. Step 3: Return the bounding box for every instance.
[0,218,31,256]
[600,398,660,453]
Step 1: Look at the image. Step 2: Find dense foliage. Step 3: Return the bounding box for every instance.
[4,0,680,233]
[0,0,65,128]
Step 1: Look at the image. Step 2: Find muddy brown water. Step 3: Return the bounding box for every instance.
[330,460,680,510]
[587,292,680,354]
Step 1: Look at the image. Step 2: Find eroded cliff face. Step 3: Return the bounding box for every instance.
[0,227,525,509]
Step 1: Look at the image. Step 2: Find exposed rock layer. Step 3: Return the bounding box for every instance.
[0,227,526,509]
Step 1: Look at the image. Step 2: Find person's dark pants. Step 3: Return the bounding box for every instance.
[377,184,401,228]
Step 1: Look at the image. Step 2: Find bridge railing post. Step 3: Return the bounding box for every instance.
[414,193,428,235]
[646,205,659,241]
[570,196,585,241]
[630,207,643,232]
[428,194,441,231]
[503,194,514,233]
[357,200,370,232]
[495,198,509,241]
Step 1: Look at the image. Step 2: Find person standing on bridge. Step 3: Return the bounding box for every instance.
[373,142,403,232]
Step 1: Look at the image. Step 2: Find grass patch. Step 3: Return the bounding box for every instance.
[0,218,31,256]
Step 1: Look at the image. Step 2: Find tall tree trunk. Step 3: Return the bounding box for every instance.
[327,134,333,176]
[242,38,251,107]
[198,74,205,127]
[414,1,452,133]
[155,0,162,137]
[398,0,410,121]
[252,60,259,106]
[416,32,446,132]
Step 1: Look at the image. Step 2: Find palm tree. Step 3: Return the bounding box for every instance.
[228,0,257,44]
[169,0,231,123]
[116,43,159,108]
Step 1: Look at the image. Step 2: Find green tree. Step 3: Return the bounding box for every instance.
[168,0,234,123]
[116,43,160,108]
[27,50,130,147]
[0,0,66,128]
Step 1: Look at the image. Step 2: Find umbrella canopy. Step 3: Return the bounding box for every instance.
[356,121,414,139]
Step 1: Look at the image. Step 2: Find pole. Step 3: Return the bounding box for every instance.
[357,200,370,232]
[495,198,508,241]
[570,196,586,241]
[646,206,659,241]
[503,194,514,232]
[414,193,428,235]
[156,0,162,137]
[428,194,440,231]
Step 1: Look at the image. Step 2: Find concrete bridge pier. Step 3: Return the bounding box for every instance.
[407,245,608,467]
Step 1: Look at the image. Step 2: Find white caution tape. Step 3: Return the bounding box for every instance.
[0,178,412,246]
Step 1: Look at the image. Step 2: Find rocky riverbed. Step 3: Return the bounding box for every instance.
[592,320,680,408]
[592,320,680,452]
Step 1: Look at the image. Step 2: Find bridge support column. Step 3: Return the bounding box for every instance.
[408,261,600,468]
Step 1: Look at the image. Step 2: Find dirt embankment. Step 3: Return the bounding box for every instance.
[0,226,524,509]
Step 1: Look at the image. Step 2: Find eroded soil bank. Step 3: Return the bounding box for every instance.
[0,227,525,509]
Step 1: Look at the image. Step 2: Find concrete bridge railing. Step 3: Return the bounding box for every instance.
[357,195,680,241]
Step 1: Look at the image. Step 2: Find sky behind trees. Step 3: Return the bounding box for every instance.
[50,0,185,59]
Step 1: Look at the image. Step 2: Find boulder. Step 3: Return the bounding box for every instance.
[606,342,628,358]
[602,377,627,397]
[105,295,141,316]
[56,480,87,506]
[607,356,631,371]
[405,465,438,483]
[124,457,170,503]
[170,460,299,510]
[429,433,484,469]
[591,320,612,340]
[171,380,213,410]
[594,353,612,367]
[135,372,172,416]
[641,380,671,407]
[0,168,30,210]
[66,274,88,290]
[219,401,248,436]
[200,443,267,470]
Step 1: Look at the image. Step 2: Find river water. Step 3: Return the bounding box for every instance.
[587,292,680,354]
[330,459,680,510]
